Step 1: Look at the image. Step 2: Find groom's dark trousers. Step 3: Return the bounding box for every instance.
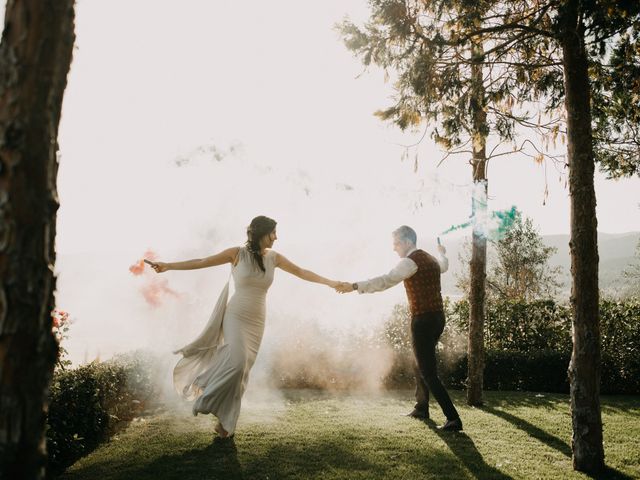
[411,311,459,421]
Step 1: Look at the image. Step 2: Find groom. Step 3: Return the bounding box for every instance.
[337,226,462,431]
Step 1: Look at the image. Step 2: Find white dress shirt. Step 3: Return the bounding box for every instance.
[357,247,449,294]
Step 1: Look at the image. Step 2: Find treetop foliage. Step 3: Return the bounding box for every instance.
[339,0,640,176]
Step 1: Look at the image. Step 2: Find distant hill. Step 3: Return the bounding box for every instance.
[436,231,639,298]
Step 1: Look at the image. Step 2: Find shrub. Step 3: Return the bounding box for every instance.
[445,299,572,353]
[46,351,156,476]
[381,298,640,394]
[600,300,640,394]
[481,350,570,392]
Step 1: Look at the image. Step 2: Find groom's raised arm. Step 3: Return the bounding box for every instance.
[355,258,418,294]
[436,245,449,273]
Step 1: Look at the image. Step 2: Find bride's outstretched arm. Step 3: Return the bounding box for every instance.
[147,247,240,272]
[275,252,340,288]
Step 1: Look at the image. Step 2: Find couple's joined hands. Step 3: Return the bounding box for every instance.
[331,281,355,294]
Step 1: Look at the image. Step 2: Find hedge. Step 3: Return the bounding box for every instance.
[46,351,156,476]
[381,298,640,394]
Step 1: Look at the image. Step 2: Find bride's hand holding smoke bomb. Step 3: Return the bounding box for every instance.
[144,259,169,273]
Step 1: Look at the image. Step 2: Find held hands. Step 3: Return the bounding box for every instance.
[327,280,354,293]
[437,244,447,255]
[145,259,169,273]
[326,280,353,293]
[335,282,355,294]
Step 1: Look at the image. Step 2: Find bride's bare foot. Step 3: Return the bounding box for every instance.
[214,422,229,438]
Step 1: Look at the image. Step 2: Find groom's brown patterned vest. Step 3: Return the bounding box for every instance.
[404,249,444,315]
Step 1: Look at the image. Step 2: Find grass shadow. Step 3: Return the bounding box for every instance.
[584,466,636,480]
[482,405,572,457]
[600,395,640,415]
[425,419,515,480]
[478,391,569,409]
[67,434,382,480]
[237,431,480,480]
[482,407,635,480]
[239,438,381,479]
[64,437,243,480]
[145,436,244,480]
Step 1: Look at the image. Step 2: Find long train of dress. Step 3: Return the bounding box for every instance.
[173,247,275,434]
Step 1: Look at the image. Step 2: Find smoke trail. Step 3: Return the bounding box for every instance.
[439,205,519,240]
[440,220,473,235]
[140,279,181,308]
[129,250,182,308]
[491,205,518,239]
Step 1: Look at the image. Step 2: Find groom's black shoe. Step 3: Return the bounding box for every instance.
[438,417,463,431]
[407,408,429,420]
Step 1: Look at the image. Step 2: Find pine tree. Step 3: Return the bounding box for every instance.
[339,0,541,407]
[456,213,562,301]
[488,215,561,301]
[341,0,640,471]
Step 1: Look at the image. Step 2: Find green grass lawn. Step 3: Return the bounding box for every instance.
[61,390,639,480]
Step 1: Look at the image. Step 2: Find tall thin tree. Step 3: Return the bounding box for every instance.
[467,31,489,405]
[342,0,639,470]
[556,0,605,469]
[426,0,639,471]
[339,0,559,406]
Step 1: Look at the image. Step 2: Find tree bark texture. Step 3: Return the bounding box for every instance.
[0,1,75,478]
[466,37,488,407]
[560,0,604,473]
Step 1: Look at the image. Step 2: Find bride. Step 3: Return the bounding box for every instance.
[146,215,340,438]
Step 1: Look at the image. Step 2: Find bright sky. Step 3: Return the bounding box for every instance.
[49,0,636,258]
[3,1,638,363]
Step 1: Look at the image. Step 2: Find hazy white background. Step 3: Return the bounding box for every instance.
[3,1,638,368]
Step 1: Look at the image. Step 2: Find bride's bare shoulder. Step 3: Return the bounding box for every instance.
[267,249,282,262]
[222,245,242,260]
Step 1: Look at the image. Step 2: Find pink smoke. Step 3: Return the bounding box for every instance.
[129,250,181,307]
[141,279,181,307]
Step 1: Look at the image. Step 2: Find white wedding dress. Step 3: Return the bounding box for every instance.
[173,247,275,435]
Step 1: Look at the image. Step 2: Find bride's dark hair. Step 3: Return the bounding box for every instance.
[245,215,277,272]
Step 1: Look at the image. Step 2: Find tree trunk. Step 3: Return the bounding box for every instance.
[467,37,488,407]
[0,2,75,478]
[560,0,604,472]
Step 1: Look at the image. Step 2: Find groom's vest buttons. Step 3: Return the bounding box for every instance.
[404,250,444,315]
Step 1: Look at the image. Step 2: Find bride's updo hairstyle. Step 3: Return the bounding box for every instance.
[245,215,277,272]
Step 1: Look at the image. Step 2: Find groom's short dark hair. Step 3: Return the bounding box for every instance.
[393,225,417,245]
